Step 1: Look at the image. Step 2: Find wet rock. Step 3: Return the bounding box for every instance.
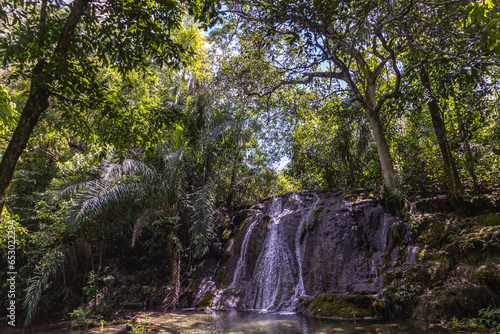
[306,294,387,319]
[196,190,405,314]
[412,285,498,321]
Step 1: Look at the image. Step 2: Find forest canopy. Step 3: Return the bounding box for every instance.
[1,0,500,327]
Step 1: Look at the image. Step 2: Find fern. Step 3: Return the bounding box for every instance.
[23,249,65,326]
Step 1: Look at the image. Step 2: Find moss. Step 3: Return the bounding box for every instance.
[222,228,231,241]
[110,319,128,325]
[214,266,226,284]
[418,219,458,249]
[473,213,500,227]
[308,294,387,319]
[196,290,215,311]
[469,265,500,293]
[413,286,497,321]
[238,217,251,232]
[313,200,325,221]
[416,251,425,262]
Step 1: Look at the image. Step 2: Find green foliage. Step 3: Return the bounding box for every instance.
[469,0,500,57]
[448,315,485,331]
[189,182,215,258]
[0,207,26,247]
[448,306,500,332]
[127,321,151,334]
[383,268,424,316]
[69,306,93,330]
[479,306,500,331]
[23,249,65,326]
[0,84,17,138]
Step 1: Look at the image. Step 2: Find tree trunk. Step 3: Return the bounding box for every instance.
[366,109,396,190]
[419,67,463,196]
[0,0,87,213]
[162,240,180,310]
[0,78,50,213]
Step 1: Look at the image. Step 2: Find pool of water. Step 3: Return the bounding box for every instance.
[73,310,452,334]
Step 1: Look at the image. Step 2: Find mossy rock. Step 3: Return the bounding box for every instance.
[196,290,215,311]
[214,266,226,284]
[308,294,387,319]
[418,219,458,249]
[312,200,325,223]
[412,286,497,322]
[473,213,500,227]
[456,226,500,264]
[469,265,500,293]
[343,188,375,202]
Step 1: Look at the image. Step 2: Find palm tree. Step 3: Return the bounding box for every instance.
[22,142,217,325]
[67,144,216,302]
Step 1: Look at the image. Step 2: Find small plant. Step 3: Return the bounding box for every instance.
[447,307,500,332]
[448,315,484,331]
[69,306,93,329]
[479,306,500,332]
[127,320,150,333]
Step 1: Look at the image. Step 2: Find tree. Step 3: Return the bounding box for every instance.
[400,0,495,195]
[223,0,415,189]
[0,0,220,213]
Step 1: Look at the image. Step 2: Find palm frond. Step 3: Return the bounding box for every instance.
[55,180,94,201]
[66,179,140,231]
[23,250,65,326]
[189,182,215,258]
[155,145,185,180]
[102,159,156,183]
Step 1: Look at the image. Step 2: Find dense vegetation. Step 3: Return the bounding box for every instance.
[1,0,499,328]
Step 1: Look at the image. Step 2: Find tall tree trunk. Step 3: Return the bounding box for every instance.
[452,91,478,191]
[0,0,87,213]
[366,109,396,190]
[0,77,50,213]
[419,67,463,196]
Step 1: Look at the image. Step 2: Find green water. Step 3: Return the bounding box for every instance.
[75,310,453,334]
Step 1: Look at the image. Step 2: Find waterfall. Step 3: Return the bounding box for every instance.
[235,194,321,311]
[229,213,261,289]
[204,190,402,313]
[290,193,320,308]
[245,196,293,311]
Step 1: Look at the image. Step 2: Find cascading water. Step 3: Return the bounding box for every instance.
[244,196,293,311]
[234,194,321,311]
[197,190,403,314]
[290,193,320,308]
[230,212,261,289]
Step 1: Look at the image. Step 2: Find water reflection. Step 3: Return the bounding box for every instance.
[4,310,455,333]
[77,310,451,334]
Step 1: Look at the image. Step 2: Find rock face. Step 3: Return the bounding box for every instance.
[187,190,405,314]
[182,190,500,323]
